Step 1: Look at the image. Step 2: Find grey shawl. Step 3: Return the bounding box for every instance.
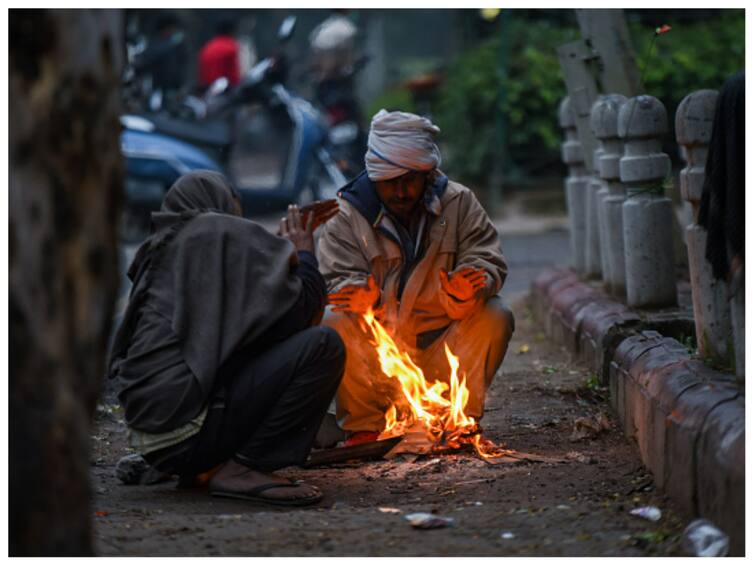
[108,171,302,422]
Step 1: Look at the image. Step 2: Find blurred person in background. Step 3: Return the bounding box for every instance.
[198,18,242,91]
[309,9,358,87]
[309,9,368,177]
[237,16,258,77]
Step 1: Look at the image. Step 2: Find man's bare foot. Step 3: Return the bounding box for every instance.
[209,460,322,506]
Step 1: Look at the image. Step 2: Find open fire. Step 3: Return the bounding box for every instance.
[361,308,510,460]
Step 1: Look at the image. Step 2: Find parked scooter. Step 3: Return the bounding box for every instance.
[314,54,369,180]
[120,16,347,242]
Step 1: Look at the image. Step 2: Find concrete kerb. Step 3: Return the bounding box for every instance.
[550,281,602,352]
[579,301,642,377]
[643,359,707,487]
[531,267,573,325]
[695,395,745,554]
[529,269,744,554]
[533,268,581,340]
[664,380,740,523]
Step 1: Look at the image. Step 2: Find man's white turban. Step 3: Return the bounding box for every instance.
[365,109,442,181]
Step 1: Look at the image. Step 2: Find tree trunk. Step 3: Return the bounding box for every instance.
[9,9,123,556]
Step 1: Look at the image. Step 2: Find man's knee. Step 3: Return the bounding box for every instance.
[322,307,361,337]
[480,297,515,343]
[294,326,346,387]
[317,326,346,373]
[500,304,515,339]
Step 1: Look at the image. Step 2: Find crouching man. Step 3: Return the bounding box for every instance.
[109,171,344,505]
[318,109,515,445]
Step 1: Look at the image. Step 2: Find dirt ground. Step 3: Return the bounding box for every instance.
[91,293,689,556]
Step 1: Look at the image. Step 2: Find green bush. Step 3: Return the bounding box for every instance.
[365,86,416,121]
[432,18,577,186]
[630,10,745,116]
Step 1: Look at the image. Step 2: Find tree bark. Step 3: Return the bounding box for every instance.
[9,9,123,556]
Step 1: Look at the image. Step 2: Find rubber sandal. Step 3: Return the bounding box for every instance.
[210,481,322,507]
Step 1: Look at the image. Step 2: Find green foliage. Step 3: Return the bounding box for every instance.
[583,373,602,391]
[679,333,696,355]
[366,85,416,120]
[631,10,745,116]
[431,18,577,186]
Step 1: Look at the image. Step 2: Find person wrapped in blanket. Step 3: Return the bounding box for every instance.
[108,170,342,505]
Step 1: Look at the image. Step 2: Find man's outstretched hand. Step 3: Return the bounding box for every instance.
[439,266,487,302]
[300,199,340,232]
[279,204,315,254]
[328,275,380,313]
[277,199,339,238]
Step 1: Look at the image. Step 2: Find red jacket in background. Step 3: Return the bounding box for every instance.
[198,35,240,87]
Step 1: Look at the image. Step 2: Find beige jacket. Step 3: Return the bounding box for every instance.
[317,180,508,344]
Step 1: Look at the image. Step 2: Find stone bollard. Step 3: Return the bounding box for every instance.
[594,143,611,280]
[559,96,589,274]
[618,95,677,308]
[675,90,732,363]
[591,94,628,297]
[585,144,604,279]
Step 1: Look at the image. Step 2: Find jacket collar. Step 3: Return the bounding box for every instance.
[340,170,448,227]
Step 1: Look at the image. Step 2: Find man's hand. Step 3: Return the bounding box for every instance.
[439,266,487,302]
[277,199,339,240]
[279,204,314,254]
[300,199,340,231]
[328,275,380,313]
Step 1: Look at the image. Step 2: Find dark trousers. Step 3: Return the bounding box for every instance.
[147,326,345,475]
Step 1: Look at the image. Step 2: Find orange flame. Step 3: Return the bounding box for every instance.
[362,308,509,459]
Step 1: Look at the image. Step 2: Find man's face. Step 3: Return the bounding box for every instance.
[374,171,427,218]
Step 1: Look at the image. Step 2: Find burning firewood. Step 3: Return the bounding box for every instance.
[361,308,511,461]
[305,437,401,467]
[306,307,568,467]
